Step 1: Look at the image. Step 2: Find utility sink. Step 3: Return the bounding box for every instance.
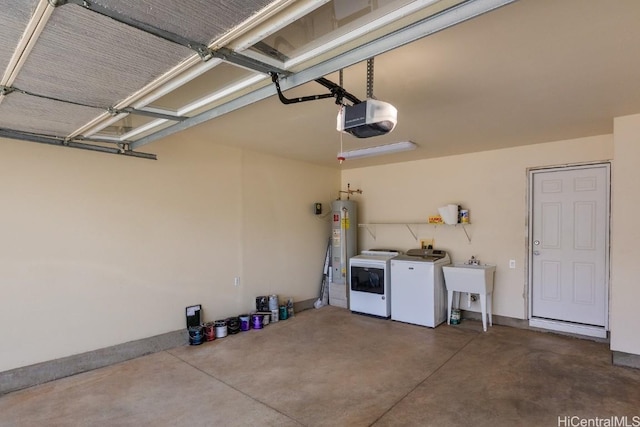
[443,264,496,294]
[443,264,496,331]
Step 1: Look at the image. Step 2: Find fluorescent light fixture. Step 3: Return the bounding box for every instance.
[338,141,417,160]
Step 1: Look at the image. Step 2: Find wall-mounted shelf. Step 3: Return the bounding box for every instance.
[358,222,472,243]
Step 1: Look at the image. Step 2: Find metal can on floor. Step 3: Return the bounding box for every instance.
[203,322,215,341]
[252,313,264,329]
[214,319,227,338]
[239,314,250,331]
[188,325,204,345]
[271,309,279,323]
[450,309,461,325]
[279,305,288,320]
[268,294,279,311]
[227,317,240,335]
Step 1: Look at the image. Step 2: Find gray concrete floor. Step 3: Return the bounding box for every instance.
[1,306,639,426]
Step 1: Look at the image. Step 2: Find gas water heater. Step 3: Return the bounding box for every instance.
[331,199,357,284]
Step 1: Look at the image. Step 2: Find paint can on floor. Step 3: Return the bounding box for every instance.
[239,314,250,331]
[227,317,240,335]
[271,309,279,323]
[286,297,294,318]
[215,319,227,338]
[252,313,263,329]
[188,325,204,345]
[263,313,270,326]
[203,322,215,341]
[268,294,279,311]
[279,305,288,320]
[450,309,461,325]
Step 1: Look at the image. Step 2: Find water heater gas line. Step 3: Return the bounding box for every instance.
[339,183,362,200]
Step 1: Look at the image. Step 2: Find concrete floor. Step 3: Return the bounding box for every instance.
[1,306,639,426]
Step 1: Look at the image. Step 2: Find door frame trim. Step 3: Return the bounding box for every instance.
[526,162,611,336]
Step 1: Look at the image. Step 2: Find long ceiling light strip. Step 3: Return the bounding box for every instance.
[338,141,417,160]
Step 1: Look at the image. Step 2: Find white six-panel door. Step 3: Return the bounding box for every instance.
[530,165,609,333]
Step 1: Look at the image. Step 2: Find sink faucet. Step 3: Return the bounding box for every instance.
[468,256,480,265]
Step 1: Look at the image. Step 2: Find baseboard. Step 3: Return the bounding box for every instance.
[460,310,529,329]
[1,299,318,395]
[612,351,640,370]
[0,329,187,396]
[294,298,316,313]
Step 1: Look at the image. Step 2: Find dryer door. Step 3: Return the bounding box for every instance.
[350,265,385,294]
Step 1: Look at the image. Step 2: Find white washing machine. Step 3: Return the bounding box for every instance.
[390,249,451,327]
[349,250,399,318]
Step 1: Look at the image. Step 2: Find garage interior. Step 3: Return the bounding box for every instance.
[1,0,640,424]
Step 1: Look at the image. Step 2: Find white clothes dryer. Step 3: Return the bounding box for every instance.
[349,250,399,318]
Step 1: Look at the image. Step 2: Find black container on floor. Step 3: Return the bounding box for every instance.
[226,317,240,334]
[255,296,269,312]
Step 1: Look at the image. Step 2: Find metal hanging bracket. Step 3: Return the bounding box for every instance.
[271,72,361,106]
[0,85,14,96]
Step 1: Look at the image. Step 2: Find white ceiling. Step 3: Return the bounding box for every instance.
[167,0,640,169]
[2,0,640,168]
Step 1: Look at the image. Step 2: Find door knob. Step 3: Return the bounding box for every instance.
[534,240,540,245]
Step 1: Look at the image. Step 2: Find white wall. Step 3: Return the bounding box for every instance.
[610,113,640,355]
[342,135,613,320]
[0,136,338,372]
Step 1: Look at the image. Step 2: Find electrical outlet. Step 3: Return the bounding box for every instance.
[234,277,240,287]
[509,259,516,269]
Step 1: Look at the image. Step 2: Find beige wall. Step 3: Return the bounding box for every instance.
[4,125,639,372]
[342,135,613,320]
[0,136,338,372]
[611,113,640,355]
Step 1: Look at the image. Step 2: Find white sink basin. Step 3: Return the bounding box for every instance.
[443,264,496,331]
[443,264,496,294]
